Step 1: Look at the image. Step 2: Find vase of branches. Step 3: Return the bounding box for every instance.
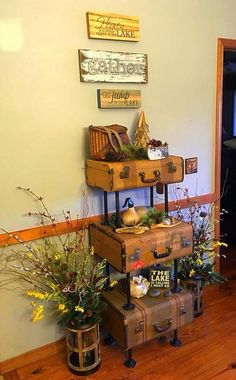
[0,186,109,375]
[173,187,228,317]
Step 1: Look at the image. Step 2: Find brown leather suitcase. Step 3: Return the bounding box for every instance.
[85,156,184,192]
[89,222,193,273]
[101,286,194,351]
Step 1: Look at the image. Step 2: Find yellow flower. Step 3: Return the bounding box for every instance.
[32,305,44,322]
[213,241,228,248]
[27,291,49,300]
[58,303,66,311]
[62,308,69,314]
[75,305,84,313]
[90,246,94,255]
[189,269,195,277]
[196,258,203,266]
[54,253,62,261]
[109,280,118,288]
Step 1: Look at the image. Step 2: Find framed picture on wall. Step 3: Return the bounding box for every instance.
[185,157,198,174]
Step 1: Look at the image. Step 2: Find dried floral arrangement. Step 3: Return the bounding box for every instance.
[147,139,168,149]
[172,187,228,286]
[0,187,110,327]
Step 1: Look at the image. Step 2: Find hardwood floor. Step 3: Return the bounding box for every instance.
[3,276,236,380]
[221,243,236,280]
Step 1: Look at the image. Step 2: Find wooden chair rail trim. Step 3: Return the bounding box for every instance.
[0,192,216,247]
[0,338,66,375]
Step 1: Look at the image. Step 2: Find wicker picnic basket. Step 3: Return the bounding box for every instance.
[88,124,130,160]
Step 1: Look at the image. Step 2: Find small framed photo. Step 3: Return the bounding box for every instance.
[185,157,198,174]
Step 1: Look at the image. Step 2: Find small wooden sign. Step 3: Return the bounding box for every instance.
[97,89,141,109]
[79,49,148,83]
[150,267,171,289]
[86,11,140,42]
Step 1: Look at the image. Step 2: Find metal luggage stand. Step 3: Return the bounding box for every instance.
[103,184,182,368]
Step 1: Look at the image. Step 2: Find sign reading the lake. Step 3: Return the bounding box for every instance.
[150,268,171,289]
[79,49,148,83]
[86,11,140,42]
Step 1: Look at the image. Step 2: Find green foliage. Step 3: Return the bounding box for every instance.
[178,255,227,286]
[108,213,121,228]
[140,207,165,226]
[121,144,148,160]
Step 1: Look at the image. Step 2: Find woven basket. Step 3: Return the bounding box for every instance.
[88,124,130,160]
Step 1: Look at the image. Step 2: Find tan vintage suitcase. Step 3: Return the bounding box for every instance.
[89,222,193,273]
[85,156,184,192]
[101,286,194,351]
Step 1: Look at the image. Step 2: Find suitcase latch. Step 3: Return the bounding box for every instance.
[167,162,177,173]
[119,166,130,179]
[129,248,141,262]
[181,237,191,248]
[135,321,144,333]
[179,305,186,315]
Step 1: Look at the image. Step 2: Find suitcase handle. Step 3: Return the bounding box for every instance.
[152,317,173,333]
[153,246,172,259]
[139,170,161,183]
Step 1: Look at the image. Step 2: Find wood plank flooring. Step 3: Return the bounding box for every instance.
[3,247,236,380]
[3,276,236,380]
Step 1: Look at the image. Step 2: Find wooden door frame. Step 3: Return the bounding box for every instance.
[215,38,236,271]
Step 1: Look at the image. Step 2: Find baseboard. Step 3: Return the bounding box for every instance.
[0,338,65,375]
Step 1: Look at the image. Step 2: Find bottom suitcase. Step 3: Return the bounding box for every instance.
[101,285,194,365]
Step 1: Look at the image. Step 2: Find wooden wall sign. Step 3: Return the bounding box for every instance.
[86,11,140,42]
[79,49,148,83]
[97,89,141,108]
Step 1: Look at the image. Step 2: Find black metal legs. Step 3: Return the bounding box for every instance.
[124,349,136,368]
[172,259,182,294]
[103,191,108,224]
[123,273,135,310]
[170,329,182,347]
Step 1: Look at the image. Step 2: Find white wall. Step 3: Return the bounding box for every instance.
[1,0,236,361]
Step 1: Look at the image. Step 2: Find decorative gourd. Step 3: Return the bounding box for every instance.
[121,197,141,227]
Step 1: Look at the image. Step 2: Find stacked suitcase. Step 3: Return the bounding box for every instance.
[86,156,194,367]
